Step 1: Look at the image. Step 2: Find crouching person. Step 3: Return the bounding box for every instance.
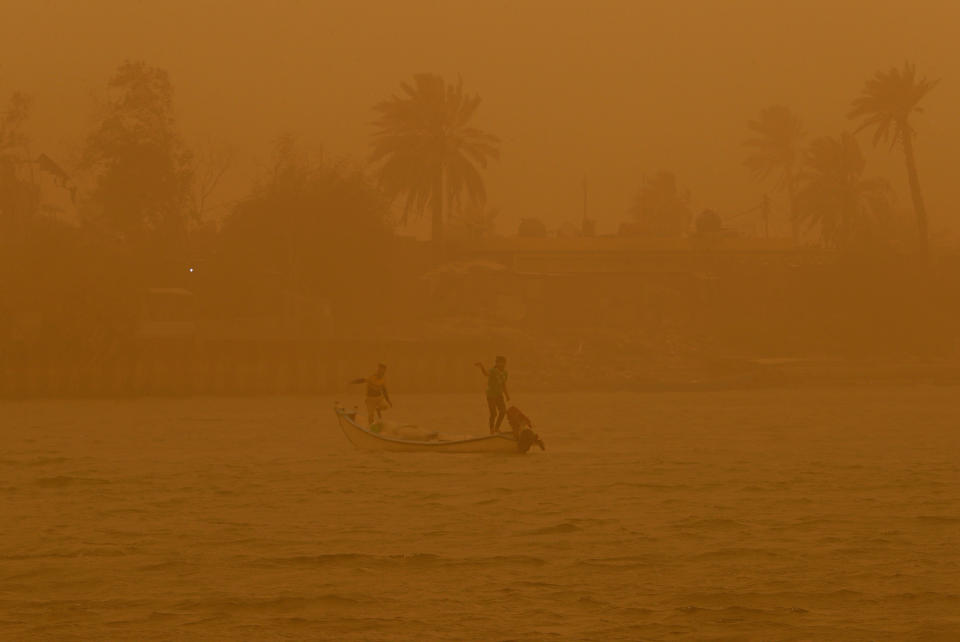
[506,406,545,453]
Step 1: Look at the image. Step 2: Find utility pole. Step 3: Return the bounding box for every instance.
[762,194,770,239]
[582,176,587,224]
[581,175,594,236]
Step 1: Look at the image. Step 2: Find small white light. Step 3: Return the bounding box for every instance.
[188,267,195,273]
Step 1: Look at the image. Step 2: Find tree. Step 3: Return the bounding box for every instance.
[0,92,30,152]
[849,61,938,256]
[1,92,140,352]
[743,105,805,241]
[216,137,392,319]
[796,133,895,249]
[629,171,691,238]
[694,209,723,241]
[0,92,39,237]
[79,61,193,252]
[370,74,500,247]
[190,137,233,223]
[449,201,499,240]
[518,217,547,238]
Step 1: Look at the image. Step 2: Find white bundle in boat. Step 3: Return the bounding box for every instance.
[373,420,439,441]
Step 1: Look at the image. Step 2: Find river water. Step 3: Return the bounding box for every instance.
[2,386,959,640]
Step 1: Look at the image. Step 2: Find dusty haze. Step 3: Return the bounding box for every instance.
[3,0,959,236]
[3,1,960,640]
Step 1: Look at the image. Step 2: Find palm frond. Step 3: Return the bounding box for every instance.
[742,105,804,191]
[797,132,895,248]
[369,74,500,238]
[849,61,938,149]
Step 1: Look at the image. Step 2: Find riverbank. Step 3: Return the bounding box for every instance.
[3,336,959,399]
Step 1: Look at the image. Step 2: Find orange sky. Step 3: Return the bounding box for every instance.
[3,0,957,238]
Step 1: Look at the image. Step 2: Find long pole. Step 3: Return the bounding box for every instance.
[582,175,588,235]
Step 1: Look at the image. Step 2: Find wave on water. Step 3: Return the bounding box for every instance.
[5,390,960,640]
[243,552,548,570]
[0,547,133,560]
[174,594,364,613]
[674,517,748,529]
[916,515,960,525]
[515,521,581,536]
[691,546,790,561]
[0,456,72,467]
[33,475,110,488]
[576,556,656,569]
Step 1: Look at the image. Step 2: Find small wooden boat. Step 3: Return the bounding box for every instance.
[334,405,520,453]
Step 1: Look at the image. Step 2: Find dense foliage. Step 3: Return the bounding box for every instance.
[214,138,393,323]
[79,61,194,253]
[796,133,895,249]
[629,171,691,238]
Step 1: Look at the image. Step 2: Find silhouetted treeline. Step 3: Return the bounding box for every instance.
[741,62,937,253]
[1,59,957,397]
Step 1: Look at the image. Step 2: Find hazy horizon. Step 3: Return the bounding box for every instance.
[3,0,958,238]
[4,4,960,639]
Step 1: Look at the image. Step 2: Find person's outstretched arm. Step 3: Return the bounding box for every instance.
[475,362,488,376]
[383,385,392,406]
[348,377,366,385]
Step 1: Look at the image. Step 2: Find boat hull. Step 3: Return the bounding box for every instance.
[335,407,519,453]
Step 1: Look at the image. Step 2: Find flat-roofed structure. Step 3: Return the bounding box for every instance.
[454,236,819,275]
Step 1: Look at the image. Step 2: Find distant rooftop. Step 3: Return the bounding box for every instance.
[458,236,801,253]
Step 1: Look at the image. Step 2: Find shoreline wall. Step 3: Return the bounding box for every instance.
[0,338,491,399]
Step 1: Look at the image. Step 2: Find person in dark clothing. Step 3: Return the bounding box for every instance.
[475,356,509,434]
[506,407,546,453]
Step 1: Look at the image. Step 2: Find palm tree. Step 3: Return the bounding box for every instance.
[796,132,894,249]
[743,105,805,242]
[849,61,938,256]
[370,74,500,247]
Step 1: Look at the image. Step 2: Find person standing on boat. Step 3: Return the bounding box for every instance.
[475,356,510,434]
[349,363,392,425]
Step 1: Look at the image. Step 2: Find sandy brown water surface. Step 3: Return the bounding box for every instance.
[2,387,959,640]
